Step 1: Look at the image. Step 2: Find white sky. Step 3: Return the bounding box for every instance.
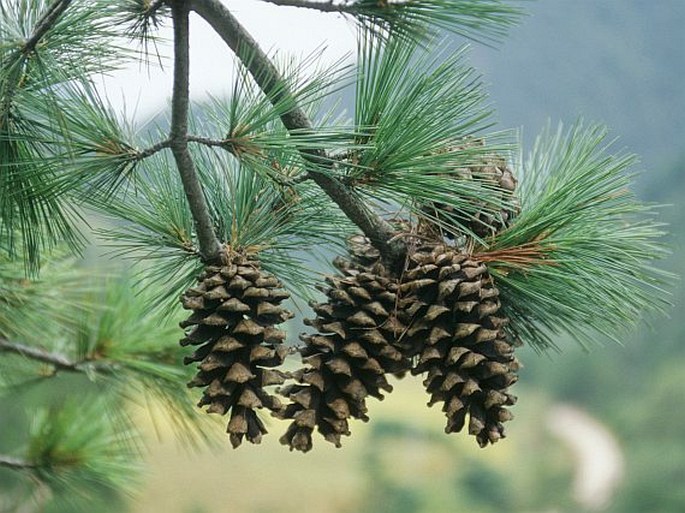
[101,0,356,121]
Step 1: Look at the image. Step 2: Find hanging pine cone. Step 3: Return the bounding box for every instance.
[277,237,409,452]
[180,249,293,448]
[397,243,519,447]
[422,141,519,240]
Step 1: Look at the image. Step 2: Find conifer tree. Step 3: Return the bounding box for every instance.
[0,0,670,509]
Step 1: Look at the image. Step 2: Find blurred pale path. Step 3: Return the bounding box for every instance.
[547,405,625,511]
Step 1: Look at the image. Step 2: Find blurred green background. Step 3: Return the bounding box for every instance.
[2,1,684,512]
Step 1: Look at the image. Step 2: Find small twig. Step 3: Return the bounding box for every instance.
[187,134,228,149]
[169,0,222,263]
[257,0,345,14]
[135,138,171,160]
[0,338,79,372]
[186,135,312,186]
[0,337,115,376]
[1,0,72,129]
[0,455,36,471]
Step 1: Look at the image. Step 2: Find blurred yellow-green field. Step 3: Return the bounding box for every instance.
[130,376,573,513]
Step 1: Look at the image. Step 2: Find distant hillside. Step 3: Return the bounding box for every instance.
[466,0,685,179]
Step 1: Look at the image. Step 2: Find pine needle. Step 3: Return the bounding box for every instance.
[485,122,671,351]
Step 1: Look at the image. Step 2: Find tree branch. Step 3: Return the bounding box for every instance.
[189,0,407,270]
[136,138,172,160]
[1,0,72,129]
[0,337,114,376]
[169,0,223,263]
[186,135,311,185]
[0,338,79,372]
[258,0,344,14]
[186,134,229,149]
[23,0,73,54]
[0,455,35,471]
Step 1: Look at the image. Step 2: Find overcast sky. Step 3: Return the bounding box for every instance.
[101,0,355,121]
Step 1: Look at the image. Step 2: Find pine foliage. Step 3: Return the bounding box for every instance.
[0,0,672,508]
[480,122,669,350]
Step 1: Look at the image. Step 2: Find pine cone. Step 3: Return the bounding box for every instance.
[423,142,519,240]
[180,250,293,448]
[277,238,409,452]
[398,244,519,447]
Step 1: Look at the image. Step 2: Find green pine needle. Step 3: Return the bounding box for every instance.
[348,34,515,239]
[8,79,143,206]
[25,396,139,497]
[0,245,96,344]
[93,142,349,312]
[0,125,85,273]
[353,37,493,168]
[358,0,524,44]
[262,0,525,45]
[1,0,131,270]
[482,122,671,351]
[200,48,360,179]
[70,276,212,445]
[107,0,170,65]
[1,1,127,85]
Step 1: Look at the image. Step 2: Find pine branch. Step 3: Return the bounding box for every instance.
[22,398,139,496]
[1,1,123,270]
[0,454,35,471]
[0,0,73,120]
[2,0,73,124]
[148,135,278,154]
[0,337,112,375]
[186,134,227,148]
[169,0,222,263]
[256,0,524,43]
[23,0,73,55]
[0,337,79,372]
[260,0,342,11]
[136,138,172,160]
[185,135,311,185]
[190,0,406,269]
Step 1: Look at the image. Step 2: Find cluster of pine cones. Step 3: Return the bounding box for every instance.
[179,157,520,452]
